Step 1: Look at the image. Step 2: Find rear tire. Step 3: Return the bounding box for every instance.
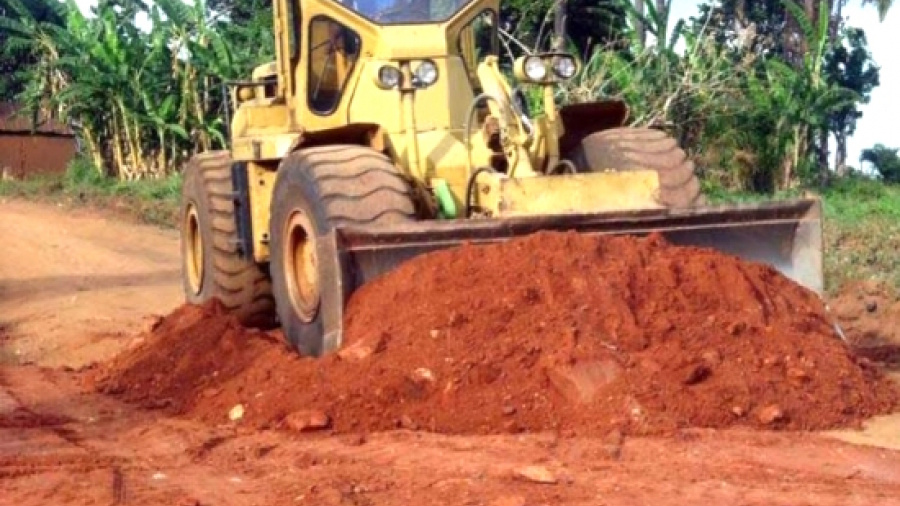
[180,151,276,327]
[269,145,416,356]
[568,127,704,208]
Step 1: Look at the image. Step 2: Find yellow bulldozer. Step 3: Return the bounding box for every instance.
[180,0,823,356]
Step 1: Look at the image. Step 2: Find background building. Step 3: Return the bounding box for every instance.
[0,102,76,180]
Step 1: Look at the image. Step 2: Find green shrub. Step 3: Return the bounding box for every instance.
[63,156,110,189]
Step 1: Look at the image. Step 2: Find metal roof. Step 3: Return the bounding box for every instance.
[0,102,74,136]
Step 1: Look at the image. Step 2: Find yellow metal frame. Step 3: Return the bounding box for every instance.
[247,162,277,260]
[226,0,659,263]
[476,170,663,217]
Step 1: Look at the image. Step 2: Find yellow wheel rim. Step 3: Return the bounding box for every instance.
[284,210,320,322]
[184,203,204,295]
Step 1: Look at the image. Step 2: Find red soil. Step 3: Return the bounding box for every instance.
[91,231,899,435]
[830,280,900,368]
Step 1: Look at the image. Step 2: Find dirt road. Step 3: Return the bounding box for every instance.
[2,198,900,505]
[0,199,182,367]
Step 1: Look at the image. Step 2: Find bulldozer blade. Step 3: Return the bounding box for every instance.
[314,198,822,353]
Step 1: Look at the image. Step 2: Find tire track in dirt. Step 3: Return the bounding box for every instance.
[0,366,280,505]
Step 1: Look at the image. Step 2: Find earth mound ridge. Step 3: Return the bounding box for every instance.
[92,231,899,435]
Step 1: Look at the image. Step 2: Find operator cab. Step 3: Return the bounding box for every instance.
[306,0,498,113]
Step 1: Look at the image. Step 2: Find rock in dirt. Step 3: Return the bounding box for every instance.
[93,232,899,436]
[513,465,558,484]
[283,410,331,432]
[412,367,436,383]
[546,359,623,403]
[757,405,785,425]
[337,333,386,362]
[228,404,244,422]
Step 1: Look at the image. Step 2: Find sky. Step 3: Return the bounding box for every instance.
[73,0,897,166]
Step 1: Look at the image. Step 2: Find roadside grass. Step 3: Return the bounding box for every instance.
[818,179,900,295]
[0,157,182,228]
[707,178,900,295]
[3,159,898,295]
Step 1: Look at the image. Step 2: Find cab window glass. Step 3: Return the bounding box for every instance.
[308,17,361,115]
[457,10,498,77]
[341,0,473,24]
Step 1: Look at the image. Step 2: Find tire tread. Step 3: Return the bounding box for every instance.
[269,145,416,356]
[180,150,276,327]
[569,127,704,208]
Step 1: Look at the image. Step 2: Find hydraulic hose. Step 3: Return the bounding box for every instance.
[465,166,498,218]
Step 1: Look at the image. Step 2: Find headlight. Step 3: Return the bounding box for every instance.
[523,56,547,81]
[413,60,438,87]
[551,55,577,79]
[377,65,401,89]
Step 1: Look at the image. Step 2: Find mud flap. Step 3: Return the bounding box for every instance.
[317,198,823,353]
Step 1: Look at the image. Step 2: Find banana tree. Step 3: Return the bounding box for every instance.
[153,0,234,153]
[0,0,69,122]
[778,0,855,187]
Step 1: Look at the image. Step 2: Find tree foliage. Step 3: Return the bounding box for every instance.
[554,0,867,192]
[824,27,879,173]
[861,144,900,183]
[501,0,627,58]
[0,0,273,179]
[0,0,63,97]
[0,0,893,193]
[207,0,271,24]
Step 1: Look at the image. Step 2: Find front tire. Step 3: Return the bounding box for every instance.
[568,127,704,208]
[180,151,276,327]
[269,146,416,356]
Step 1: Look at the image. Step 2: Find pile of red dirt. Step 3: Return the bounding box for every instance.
[90,231,899,436]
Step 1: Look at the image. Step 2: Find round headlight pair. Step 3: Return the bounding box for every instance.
[522,54,577,82]
[376,61,438,89]
[413,60,438,87]
[377,65,401,89]
[551,55,577,79]
[523,56,548,81]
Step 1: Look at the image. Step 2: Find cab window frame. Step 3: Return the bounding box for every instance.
[287,0,301,60]
[306,15,363,116]
[456,9,499,76]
